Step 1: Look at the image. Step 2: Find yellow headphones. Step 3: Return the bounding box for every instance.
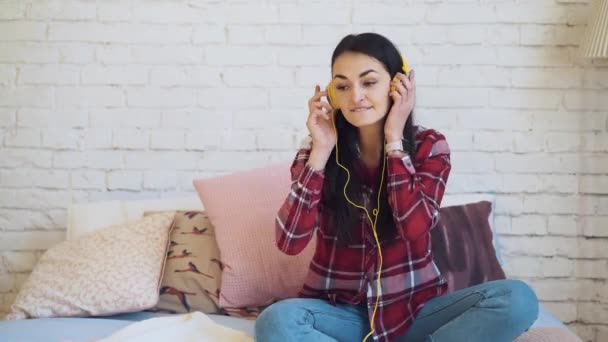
[328,54,410,342]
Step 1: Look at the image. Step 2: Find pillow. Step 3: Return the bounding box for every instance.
[6,212,175,320]
[193,162,316,308]
[441,194,503,265]
[431,201,506,293]
[146,211,222,314]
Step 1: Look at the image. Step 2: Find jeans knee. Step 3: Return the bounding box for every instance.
[254,299,313,341]
[503,279,539,331]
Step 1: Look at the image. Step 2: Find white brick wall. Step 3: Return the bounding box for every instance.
[0,0,606,340]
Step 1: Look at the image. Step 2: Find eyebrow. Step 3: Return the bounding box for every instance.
[333,69,377,80]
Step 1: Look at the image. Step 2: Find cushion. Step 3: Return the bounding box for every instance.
[147,211,222,314]
[440,194,503,265]
[193,162,316,308]
[432,200,506,293]
[6,212,175,320]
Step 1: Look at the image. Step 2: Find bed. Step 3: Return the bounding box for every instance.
[0,195,582,341]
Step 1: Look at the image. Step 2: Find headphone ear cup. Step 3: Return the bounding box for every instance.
[327,81,337,109]
[390,55,410,94]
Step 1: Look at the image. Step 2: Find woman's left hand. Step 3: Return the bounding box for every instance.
[384,69,416,142]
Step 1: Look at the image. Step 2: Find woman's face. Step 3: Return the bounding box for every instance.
[331,52,392,128]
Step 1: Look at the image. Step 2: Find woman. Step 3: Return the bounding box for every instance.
[255,33,539,342]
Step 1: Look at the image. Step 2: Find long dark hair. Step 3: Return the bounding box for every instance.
[322,33,417,245]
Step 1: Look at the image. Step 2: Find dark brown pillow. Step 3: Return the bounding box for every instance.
[432,201,506,293]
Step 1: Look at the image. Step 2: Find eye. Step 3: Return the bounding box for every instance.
[336,85,349,91]
[364,81,377,87]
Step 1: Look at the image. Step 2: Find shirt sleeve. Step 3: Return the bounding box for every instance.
[386,130,451,242]
[275,146,325,255]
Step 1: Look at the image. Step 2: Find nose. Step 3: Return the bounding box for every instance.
[351,84,365,104]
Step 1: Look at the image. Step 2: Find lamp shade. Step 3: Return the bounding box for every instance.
[580,0,608,58]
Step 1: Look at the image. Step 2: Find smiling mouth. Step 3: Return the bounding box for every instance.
[351,107,372,112]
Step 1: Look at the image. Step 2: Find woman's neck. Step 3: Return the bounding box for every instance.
[357,121,384,169]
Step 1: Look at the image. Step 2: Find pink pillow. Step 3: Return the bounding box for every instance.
[193,162,316,308]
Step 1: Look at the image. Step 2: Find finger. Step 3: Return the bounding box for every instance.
[323,106,333,121]
[409,69,416,98]
[310,92,328,106]
[314,107,330,121]
[320,110,331,122]
[396,72,413,92]
[390,90,402,104]
[391,79,408,101]
[309,89,328,112]
[402,70,415,104]
[314,90,328,102]
[314,101,333,113]
[309,85,320,104]
[308,106,327,122]
[311,100,332,120]
[397,73,413,103]
[393,72,410,92]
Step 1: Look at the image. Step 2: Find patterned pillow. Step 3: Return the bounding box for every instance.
[6,212,175,319]
[145,210,269,319]
[147,211,223,314]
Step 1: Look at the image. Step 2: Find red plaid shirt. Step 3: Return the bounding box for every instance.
[275,126,452,342]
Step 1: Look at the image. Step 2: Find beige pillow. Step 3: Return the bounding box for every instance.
[6,212,175,320]
[148,211,222,314]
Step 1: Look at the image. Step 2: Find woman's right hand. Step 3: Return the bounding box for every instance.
[306,85,336,154]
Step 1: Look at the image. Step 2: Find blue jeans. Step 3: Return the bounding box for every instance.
[255,279,539,342]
